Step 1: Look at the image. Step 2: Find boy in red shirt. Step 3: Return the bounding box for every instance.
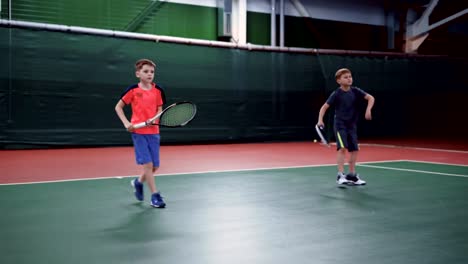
[115,59,166,208]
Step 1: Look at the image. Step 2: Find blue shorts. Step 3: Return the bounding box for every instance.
[334,121,359,152]
[131,134,160,166]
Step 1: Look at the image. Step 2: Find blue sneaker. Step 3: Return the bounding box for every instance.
[151,192,166,208]
[131,179,144,201]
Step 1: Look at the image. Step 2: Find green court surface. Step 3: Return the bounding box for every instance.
[1,161,468,264]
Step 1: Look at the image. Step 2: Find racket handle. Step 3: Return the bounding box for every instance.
[133,122,146,129]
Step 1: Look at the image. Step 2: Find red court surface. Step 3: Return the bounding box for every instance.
[1,141,467,184]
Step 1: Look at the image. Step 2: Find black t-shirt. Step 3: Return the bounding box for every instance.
[326,86,367,124]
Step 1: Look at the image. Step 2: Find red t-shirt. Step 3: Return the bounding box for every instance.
[120,83,165,134]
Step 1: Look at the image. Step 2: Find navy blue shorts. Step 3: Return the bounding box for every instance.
[131,134,160,166]
[334,122,359,152]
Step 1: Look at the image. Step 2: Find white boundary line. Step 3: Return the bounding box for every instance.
[359,159,468,167]
[358,160,407,165]
[360,143,468,154]
[0,163,337,186]
[359,164,468,178]
[403,159,468,167]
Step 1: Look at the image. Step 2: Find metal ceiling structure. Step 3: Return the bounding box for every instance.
[386,0,467,56]
[270,0,468,55]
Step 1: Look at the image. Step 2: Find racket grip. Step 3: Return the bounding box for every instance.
[133,122,146,129]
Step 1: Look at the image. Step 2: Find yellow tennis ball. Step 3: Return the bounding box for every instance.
[314,139,317,143]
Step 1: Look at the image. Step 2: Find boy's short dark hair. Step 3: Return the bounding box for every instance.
[135,59,156,71]
[335,68,351,80]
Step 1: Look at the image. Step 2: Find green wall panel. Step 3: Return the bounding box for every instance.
[12,0,144,30]
[247,11,270,46]
[10,0,218,40]
[138,3,217,40]
[0,1,7,19]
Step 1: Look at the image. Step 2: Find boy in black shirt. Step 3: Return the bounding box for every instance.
[317,68,375,185]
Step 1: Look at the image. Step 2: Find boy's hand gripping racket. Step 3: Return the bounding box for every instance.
[315,125,330,147]
[133,101,197,129]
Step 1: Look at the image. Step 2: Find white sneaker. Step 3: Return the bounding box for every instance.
[336,173,350,185]
[346,173,366,185]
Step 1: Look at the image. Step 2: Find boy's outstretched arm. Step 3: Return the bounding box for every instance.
[115,100,134,132]
[317,103,330,127]
[364,94,375,120]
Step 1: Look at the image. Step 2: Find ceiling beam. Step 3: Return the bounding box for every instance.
[405,0,467,53]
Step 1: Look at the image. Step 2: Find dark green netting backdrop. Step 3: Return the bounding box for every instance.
[0,27,466,148]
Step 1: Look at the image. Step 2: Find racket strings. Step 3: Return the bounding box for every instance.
[159,103,196,126]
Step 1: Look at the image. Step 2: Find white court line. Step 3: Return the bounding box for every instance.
[0,162,338,186]
[359,159,468,167]
[358,160,407,165]
[359,164,468,178]
[403,159,468,167]
[360,143,468,154]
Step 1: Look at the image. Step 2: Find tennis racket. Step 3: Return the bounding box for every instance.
[133,101,197,129]
[315,125,330,147]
